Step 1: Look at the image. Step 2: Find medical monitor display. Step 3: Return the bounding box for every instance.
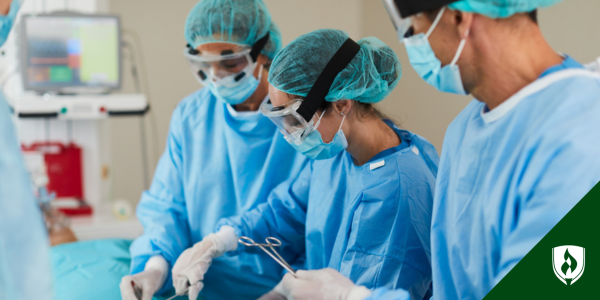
[20,14,121,93]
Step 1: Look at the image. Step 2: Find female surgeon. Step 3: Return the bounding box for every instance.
[119,1,308,300]
[171,29,439,300]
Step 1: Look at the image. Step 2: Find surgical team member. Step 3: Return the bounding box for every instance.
[0,0,54,299]
[273,0,600,299]
[119,1,308,299]
[170,29,439,300]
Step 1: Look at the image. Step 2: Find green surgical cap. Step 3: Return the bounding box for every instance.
[449,0,562,18]
[269,29,401,104]
[185,0,282,60]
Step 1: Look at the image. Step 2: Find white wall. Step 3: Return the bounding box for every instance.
[107,0,600,204]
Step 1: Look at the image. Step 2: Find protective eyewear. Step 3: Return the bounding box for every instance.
[382,0,415,42]
[183,48,254,85]
[184,33,271,86]
[261,99,322,145]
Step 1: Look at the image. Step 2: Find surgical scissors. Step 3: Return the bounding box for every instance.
[239,236,297,277]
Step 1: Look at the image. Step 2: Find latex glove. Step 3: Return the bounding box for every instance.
[120,256,169,300]
[279,268,372,300]
[257,282,287,300]
[172,226,238,300]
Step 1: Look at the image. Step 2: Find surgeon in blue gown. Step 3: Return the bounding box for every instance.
[120,1,308,300]
[274,1,600,300]
[0,0,54,299]
[170,29,439,300]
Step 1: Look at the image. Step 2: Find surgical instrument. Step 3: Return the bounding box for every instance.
[238,236,297,277]
[166,285,190,300]
[131,281,143,300]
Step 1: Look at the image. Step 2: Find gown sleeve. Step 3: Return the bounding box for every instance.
[216,160,312,262]
[129,105,191,294]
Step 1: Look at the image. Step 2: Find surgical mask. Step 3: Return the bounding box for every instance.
[0,0,20,47]
[404,7,469,95]
[208,63,262,105]
[287,111,348,160]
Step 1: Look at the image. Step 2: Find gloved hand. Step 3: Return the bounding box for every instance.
[279,268,372,300]
[172,226,238,300]
[257,281,287,300]
[120,256,169,300]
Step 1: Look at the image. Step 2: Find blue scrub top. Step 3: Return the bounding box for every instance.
[369,57,600,300]
[219,123,439,300]
[129,88,308,300]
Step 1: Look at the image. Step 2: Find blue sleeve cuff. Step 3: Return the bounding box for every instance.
[366,288,411,300]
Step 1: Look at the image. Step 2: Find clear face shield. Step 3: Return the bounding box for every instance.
[260,99,324,145]
[382,0,415,42]
[183,47,256,87]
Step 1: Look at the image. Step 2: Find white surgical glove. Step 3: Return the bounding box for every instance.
[279,268,372,300]
[172,226,238,300]
[257,281,287,300]
[120,255,169,300]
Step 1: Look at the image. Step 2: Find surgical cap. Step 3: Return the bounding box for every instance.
[269,29,401,104]
[184,0,282,60]
[448,0,562,19]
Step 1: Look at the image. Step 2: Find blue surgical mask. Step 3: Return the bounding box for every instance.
[287,111,348,160]
[209,64,262,105]
[404,7,469,95]
[0,0,20,47]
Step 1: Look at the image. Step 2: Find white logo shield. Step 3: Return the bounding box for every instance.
[552,245,585,285]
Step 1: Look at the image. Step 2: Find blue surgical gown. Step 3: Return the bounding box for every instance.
[218,124,439,300]
[368,57,600,299]
[129,88,308,300]
[0,93,53,300]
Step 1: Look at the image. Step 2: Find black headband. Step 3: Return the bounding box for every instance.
[186,32,270,62]
[296,38,361,122]
[393,0,459,18]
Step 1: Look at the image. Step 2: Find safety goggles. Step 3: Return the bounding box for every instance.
[382,0,414,42]
[261,99,326,144]
[184,48,254,86]
[184,33,271,86]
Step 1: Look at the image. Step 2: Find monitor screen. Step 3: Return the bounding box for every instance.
[20,14,121,92]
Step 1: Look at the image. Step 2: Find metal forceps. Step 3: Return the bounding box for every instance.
[239,236,297,277]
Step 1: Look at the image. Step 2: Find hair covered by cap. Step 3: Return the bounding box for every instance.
[268,29,401,104]
[448,0,562,18]
[185,0,282,60]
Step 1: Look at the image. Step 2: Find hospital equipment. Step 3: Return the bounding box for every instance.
[19,12,121,94]
[239,236,297,277]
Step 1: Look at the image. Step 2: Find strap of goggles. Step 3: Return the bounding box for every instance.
[249,32,270,63]
[394,0,458,18]
[296,38,360,122]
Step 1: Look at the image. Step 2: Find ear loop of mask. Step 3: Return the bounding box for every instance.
[424,6,470,67]
[424,7,446,39]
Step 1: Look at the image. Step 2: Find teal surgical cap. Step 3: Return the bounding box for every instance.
[448,0,562,19]
[269,29,401,104]
[185,0,282,60]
